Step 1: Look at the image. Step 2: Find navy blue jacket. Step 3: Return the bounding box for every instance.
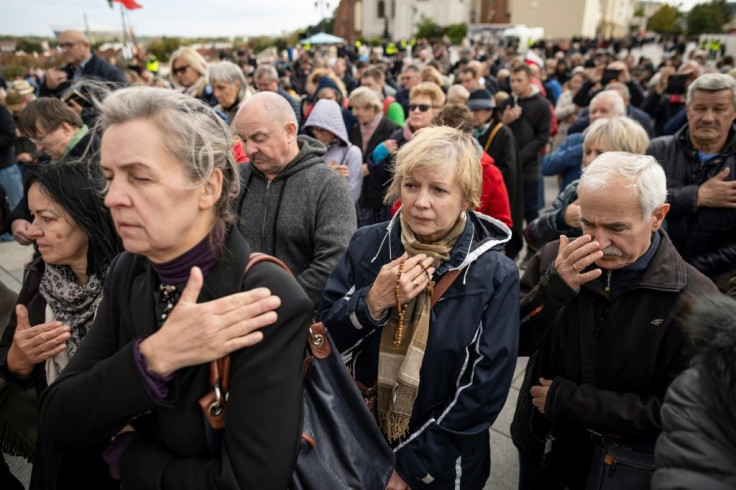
[317,211,519,489]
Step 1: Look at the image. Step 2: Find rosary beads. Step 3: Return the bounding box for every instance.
[394,259,407,347]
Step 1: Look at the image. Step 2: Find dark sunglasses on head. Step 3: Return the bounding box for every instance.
[172,65,190,75]
[408,103,435,112]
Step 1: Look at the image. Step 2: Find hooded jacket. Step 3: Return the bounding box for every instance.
[236,135,356,305]
[653,296,736,489]
[302,99,363,203]
[647,124,736,280]
[317,211,519,489]
[512,231,718,488]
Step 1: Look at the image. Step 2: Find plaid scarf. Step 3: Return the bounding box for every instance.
[377,211,466,442]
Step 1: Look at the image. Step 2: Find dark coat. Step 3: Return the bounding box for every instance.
[39,53,125,98]
[511,232,718,489]
[504,90,551,181]
[32,229,312,490]
[349,116,400,210]
[653,295,736,489]
[317,211,519,489]
[0,257,52,396]
[0,105,17,170]
[647,124,736,281]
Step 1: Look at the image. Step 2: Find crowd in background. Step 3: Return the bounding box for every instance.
[0,27,735,489]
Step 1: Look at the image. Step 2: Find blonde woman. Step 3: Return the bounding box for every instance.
[169,46,216,106]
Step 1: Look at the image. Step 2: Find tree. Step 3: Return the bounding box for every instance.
[415,15,442,41]
[15,40,43,54]
[687,0,733,35]
[647,5,681,34]
[146,36,182,62]
[444,23,468,45]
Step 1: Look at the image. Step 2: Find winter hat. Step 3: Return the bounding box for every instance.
[315,76,343,104]
[466,88,495,110]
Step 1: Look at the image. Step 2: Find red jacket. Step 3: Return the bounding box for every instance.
[391,152,513,228]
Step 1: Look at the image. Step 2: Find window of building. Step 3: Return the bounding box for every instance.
[378,0,385,18]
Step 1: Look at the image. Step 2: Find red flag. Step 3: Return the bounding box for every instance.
[113,0,142,9]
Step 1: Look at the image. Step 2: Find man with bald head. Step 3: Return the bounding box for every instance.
[41,30,125,100]
[233,92,356,305]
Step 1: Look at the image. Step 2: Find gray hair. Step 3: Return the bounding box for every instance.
[578,152,666,220]
[590,90,626,117]
[254,64,279,81]
[97,86,240,227]
[348,86,382,112]
[209,61,250,102]
[604,81,631,103]
[687,73,736,106]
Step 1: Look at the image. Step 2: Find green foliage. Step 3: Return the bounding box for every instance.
[145,36,182,62]
[634,6,645,17]
[367,36,384,47]
[15,39,43,54]
[445,23,468,45]
[647,5,681,34]
[687,0,733,35]
[416,15,442,41]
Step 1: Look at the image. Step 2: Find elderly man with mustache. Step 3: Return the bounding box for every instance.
[647,73,736,293]
[511,151,717,490]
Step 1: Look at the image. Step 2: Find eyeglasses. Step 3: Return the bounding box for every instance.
[408,104,438,112]
[59,42,80,50]
[172,65,190,76]
[30,129,54,145]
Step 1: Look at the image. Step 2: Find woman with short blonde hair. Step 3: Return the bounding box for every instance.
[169,46,216,106]
[319,125,518,490]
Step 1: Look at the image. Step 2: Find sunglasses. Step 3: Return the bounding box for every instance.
[172,65,190,75]
[408,104,436,112]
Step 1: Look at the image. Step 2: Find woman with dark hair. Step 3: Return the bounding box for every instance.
[0,160,122,486]
[0,160,121,391]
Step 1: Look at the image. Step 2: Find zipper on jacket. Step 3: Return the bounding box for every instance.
[607,457,653,476]
[260,180,271,250]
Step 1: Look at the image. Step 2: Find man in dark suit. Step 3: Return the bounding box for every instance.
[42,30,125,98]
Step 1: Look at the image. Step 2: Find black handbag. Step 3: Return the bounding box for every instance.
[199,253,395,490]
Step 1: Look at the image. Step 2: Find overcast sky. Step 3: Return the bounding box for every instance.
[0,0,718,38]
[0,0,328,38]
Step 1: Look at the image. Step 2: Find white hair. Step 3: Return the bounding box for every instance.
[590,90,626,117]
[687,73,736,106]
[578,152,667,220]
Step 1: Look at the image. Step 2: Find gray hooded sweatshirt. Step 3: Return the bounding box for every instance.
[236,135,357,305]
[303,99,363,203]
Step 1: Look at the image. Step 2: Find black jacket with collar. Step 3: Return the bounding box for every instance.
[647,124,736,280]
[349,116,400,209]
[504,89,551,180]
[511,231,718,488]
[39,53,125,98]
[31,229,313,489]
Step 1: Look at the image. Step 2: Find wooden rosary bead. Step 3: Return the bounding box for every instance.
[394,259,407,347]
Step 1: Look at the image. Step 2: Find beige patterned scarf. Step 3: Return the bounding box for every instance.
[377,211,466,442]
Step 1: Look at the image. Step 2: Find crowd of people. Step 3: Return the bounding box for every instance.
[0,27,734,489]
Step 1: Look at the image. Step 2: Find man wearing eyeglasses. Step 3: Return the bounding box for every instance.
[8,98,99,245]
[40,30,125,104]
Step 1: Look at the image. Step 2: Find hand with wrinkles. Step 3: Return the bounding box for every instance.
[554,235,603,290]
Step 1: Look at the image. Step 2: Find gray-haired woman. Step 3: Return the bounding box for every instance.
[31,87,312,489]
[209,61,253,125]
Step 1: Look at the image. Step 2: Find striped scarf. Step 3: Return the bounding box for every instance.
[377,211,466,442]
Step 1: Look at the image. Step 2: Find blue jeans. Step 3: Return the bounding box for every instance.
[0,164,23,211]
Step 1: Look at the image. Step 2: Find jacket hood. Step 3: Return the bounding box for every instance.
[270,135,327,180]
[302,99,350,146]
[370,209,512,279]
